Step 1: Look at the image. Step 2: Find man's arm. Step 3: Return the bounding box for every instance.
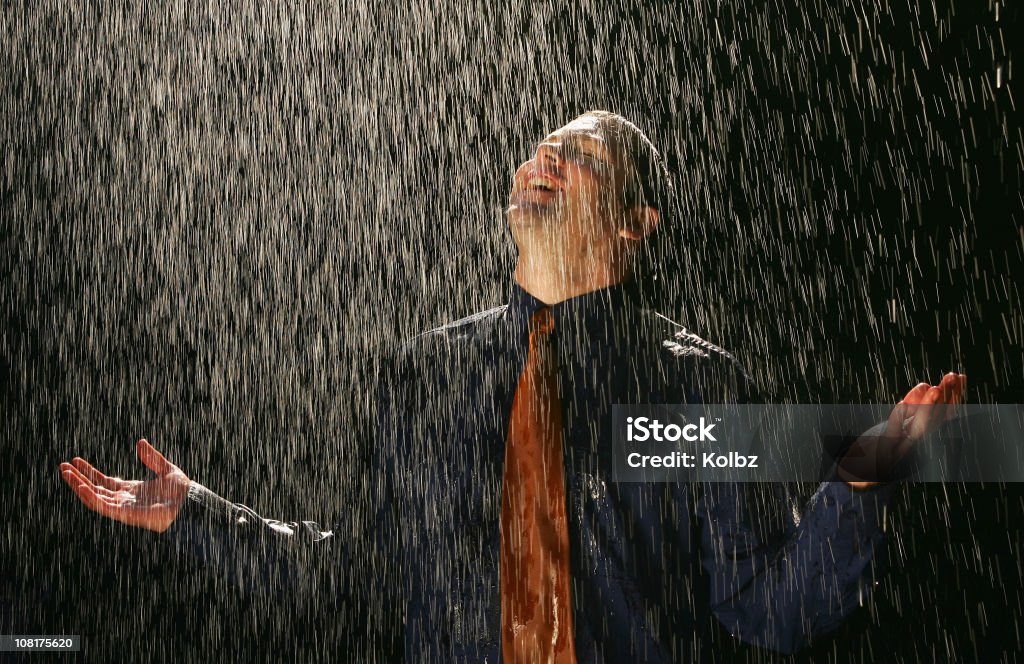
[698,477,895,654]
[59,349,409,593]
[698,373,966,654]
[60,440,370,601]
[64,429,406,662]
[162,473,348,598]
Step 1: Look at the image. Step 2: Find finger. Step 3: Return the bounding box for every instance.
[933,376,954,422]
[955,372,968,407]
[901,383,932,405]
[910,386,944,438]
[60,467,81,491]
[70,457,123,491]
[938,373,960,400]
[897,383,930,439]
[909,381,937,411]
[884,402,909,439]
[60,463,120,499]
[64,472,126,522]
[901,399,924,432]
[61,463,106,495]
[947,373,967,402]
[944,373,968,420]
[137,439,173,476]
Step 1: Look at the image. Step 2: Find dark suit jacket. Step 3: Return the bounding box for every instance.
[167,282,896,661]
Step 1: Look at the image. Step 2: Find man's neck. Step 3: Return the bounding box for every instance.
[513,257,629,305]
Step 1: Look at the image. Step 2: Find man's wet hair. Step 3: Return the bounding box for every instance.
[577,110,675,306]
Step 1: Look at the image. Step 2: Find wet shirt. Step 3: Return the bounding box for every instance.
[167,283,896,661]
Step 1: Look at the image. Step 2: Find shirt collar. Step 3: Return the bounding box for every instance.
[505,280,638,344]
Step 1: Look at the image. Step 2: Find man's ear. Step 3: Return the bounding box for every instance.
[619,206,659,241]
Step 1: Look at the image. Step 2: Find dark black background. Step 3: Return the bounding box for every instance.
[2,1,1021,660]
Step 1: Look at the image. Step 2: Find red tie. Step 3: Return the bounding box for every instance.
[500,307,577,663]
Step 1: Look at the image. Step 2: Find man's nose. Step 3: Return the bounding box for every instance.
[534,141,563,169]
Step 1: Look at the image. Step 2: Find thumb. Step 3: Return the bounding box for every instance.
[137,439,173,476]
[884,402,908,439]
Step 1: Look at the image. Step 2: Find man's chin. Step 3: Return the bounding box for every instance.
[506,202,558,226]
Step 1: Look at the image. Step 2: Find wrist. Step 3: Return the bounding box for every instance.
[837,466,880,489]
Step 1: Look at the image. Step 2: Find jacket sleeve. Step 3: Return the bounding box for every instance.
[161,356,404,621]
[699,472,896,654]
[162,479,347,598]
[681,345,898,654]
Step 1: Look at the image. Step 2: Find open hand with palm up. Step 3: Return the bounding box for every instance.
[59,439,191,533]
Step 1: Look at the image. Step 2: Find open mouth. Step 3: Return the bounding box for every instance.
[525,176,558,192]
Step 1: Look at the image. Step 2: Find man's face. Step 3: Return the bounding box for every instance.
[506,115,635,255]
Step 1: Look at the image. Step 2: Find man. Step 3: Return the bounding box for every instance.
[60,111,966,661]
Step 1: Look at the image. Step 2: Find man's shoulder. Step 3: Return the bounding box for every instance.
[395,304,757,401]
[400,305,745,361]
[642,309,757,403]
[401,305,508,354]
[647,311,742,366]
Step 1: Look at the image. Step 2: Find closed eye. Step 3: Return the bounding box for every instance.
[564,144,604,165]
[577,151,609,170]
